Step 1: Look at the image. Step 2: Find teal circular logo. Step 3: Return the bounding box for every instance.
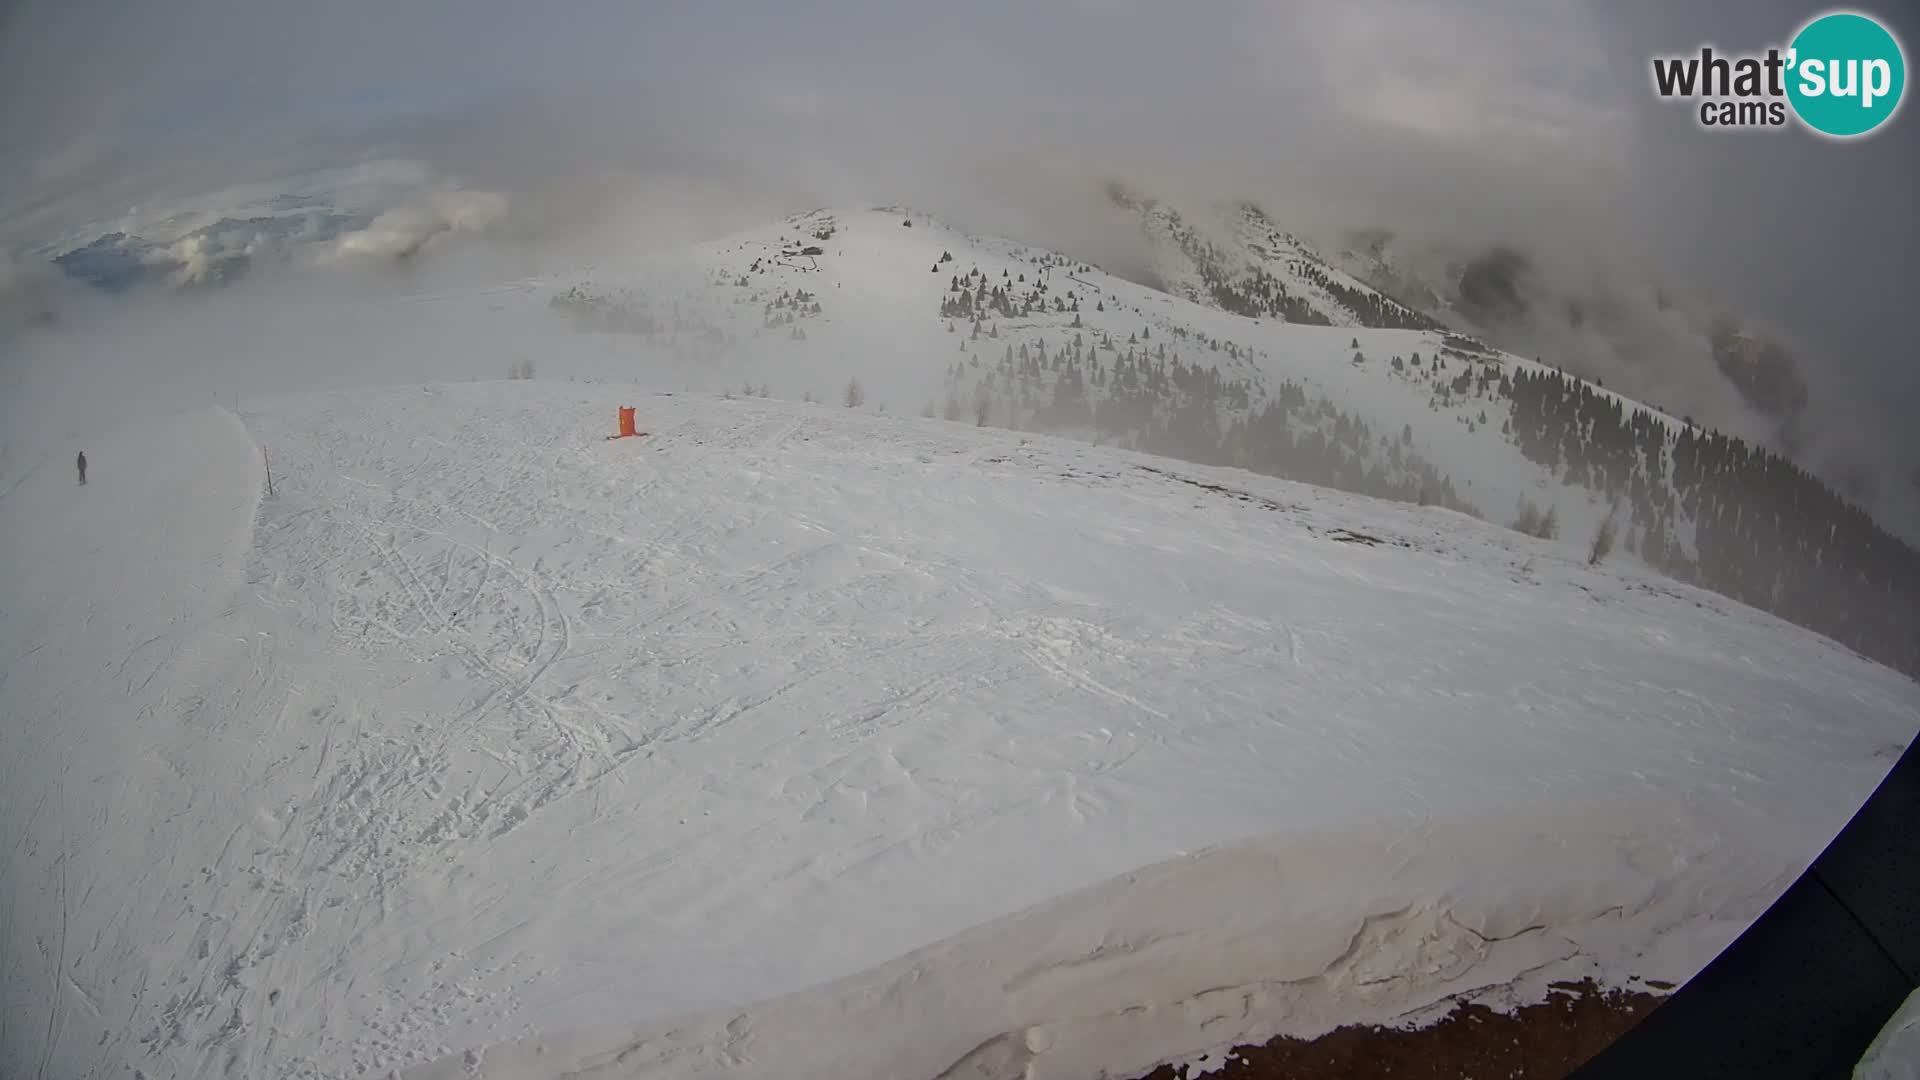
[1787,11,1906,137]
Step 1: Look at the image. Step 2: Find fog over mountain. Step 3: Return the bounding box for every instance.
[3,0,1916,535]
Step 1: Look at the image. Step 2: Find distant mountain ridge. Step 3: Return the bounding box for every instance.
[51,211,373,291]
[532,204,1917,677]
[1315,224,1814,445]
[1105,185,1444,333]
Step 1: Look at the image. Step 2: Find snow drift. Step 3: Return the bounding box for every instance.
[406,803,1778,1080]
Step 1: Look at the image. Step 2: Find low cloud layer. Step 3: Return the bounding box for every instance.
[2,0,1916,529]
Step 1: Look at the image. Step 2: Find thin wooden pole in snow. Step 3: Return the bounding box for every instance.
[264,445,273,497]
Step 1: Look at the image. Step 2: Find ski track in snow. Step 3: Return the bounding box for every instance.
[1,384,1916,1080]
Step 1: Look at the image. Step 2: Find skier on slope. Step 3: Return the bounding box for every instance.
[76,450,87,486]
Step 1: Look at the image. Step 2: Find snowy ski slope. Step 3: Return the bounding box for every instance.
[2,382,1914,1079]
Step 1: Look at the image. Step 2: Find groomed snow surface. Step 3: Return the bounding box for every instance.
[2,383,1916,1080]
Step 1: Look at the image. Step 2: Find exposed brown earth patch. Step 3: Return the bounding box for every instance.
[1133,980,1664,1080]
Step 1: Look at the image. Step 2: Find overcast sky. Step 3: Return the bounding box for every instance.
[3,0,1916,508]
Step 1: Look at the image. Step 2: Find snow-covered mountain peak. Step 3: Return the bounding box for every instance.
[512,199,1919,681]
[13,191,1917,683]
[1098,189,1445,333]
